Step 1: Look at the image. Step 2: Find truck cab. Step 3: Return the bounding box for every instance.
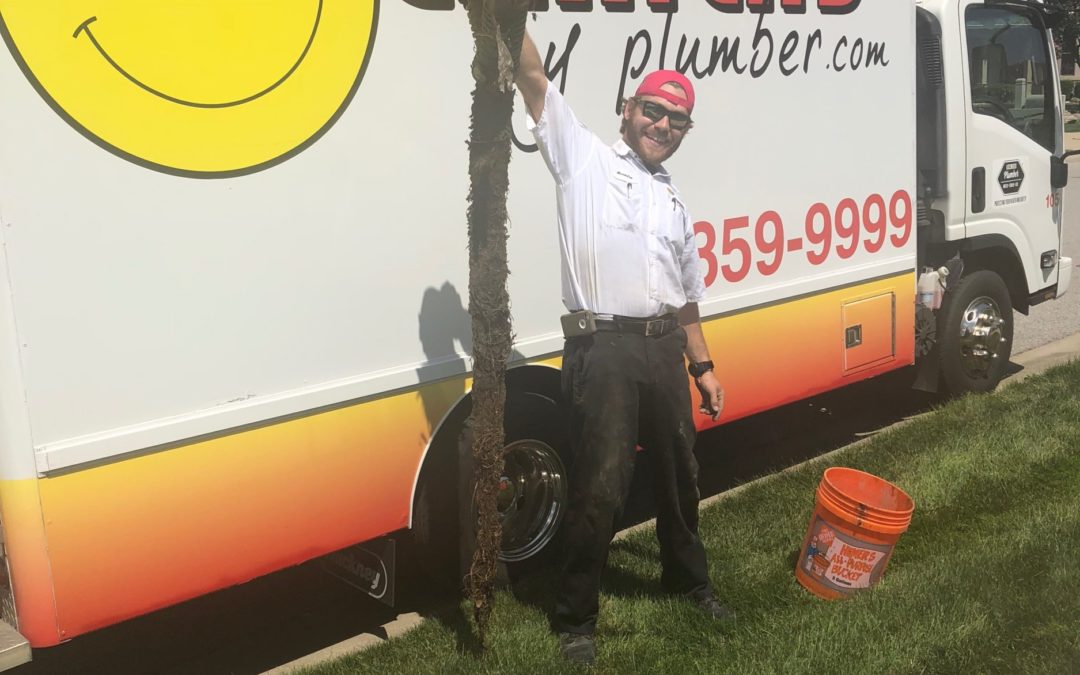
[916,0,1071,392]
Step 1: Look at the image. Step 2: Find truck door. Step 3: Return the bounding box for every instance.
[963,2,1061,295]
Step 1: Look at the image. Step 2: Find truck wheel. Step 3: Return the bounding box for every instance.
[491,391,569,570]
[411,389,569,592]
[938,269,1013,395]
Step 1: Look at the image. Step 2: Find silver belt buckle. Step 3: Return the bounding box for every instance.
[645,318,665,337]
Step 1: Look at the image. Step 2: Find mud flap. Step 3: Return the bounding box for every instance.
[322,538,396,607]
[911,304,940,393]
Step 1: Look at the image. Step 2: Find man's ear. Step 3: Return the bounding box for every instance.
[621,98,633,121]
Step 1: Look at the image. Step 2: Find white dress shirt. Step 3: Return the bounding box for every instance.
[528,81,706,318]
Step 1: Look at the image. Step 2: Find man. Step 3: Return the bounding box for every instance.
[515,31,733,665]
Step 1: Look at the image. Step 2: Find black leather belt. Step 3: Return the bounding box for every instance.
[594,314,679,337]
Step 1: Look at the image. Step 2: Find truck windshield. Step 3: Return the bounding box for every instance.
[966,6,1054,152]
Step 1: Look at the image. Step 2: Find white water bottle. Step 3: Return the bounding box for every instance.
[932,266,949,310]
[917,268,939,309]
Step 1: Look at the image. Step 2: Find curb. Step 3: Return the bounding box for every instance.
[264,332,1080,673]
[263,612,425,674]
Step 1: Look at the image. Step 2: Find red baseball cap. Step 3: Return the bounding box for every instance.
[634,70,695,114]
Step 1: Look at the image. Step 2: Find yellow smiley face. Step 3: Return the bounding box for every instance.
[0,1,377,177]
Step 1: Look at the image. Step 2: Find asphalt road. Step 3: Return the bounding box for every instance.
[13,165,1080,675]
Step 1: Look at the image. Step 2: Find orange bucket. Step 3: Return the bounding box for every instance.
[795,467,914,599]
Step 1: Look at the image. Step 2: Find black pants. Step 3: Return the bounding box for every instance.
[553,326,712,636]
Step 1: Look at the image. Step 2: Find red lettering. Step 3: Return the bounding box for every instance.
[694,221,718,287]
[818,0,860,14]
[720,216,752,283]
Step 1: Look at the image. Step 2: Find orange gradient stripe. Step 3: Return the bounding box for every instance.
[699,273,915,429]
[0,480,59,645]
[16,273,912,645]
[35,378,463,644]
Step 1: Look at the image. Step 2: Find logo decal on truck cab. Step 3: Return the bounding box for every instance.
[998,160,1024,195]
[0,1,378,177]
[993,158,1028,208]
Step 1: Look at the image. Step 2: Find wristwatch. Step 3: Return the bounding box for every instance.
[687,360,714,378]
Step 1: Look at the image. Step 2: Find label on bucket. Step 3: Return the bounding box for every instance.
[801,517,892,592]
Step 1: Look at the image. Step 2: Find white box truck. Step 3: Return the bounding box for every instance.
[0,0,1071,661]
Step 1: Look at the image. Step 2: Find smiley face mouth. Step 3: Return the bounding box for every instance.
[72,0,323,109]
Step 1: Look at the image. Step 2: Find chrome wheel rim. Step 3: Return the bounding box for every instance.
[958,295,1007,380]
[495,440,567,563]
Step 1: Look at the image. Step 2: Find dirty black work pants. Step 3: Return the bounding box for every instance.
[553,326,711,636]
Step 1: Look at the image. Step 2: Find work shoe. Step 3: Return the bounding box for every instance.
[692,592,737,624]
[558,631,596,665]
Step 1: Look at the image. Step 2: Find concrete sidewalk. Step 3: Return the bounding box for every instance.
[263,332,1080,675]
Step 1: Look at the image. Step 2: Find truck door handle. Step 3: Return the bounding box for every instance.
[971,167,985,213]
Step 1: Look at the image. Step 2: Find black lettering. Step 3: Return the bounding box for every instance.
[747,0,774,13]
[710,36,747,75]
[781,0,807,14]
[750,12,773,78]
[678,34,748,79]
[779,30,800,75]
[804,29,822,73]
[618,29,653,113]
[601,0,635,12]
[547,23,583,94]
[676,35,707,78]
[659,13,673,69]
[866,40,890,67]
[833,35,848,72]
[512,25,581,153]
[850,37,864,70]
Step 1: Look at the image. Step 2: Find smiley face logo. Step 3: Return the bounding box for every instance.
[0,1,377,177]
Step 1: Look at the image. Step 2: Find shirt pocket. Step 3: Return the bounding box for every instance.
[602,171,642,231]
[659,193,689,255]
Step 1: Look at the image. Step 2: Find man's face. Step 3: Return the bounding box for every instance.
[621,87,692,170]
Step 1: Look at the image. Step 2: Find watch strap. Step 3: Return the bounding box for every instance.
[688,360,714,378]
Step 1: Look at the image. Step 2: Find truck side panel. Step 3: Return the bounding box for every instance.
[0,2,917,644]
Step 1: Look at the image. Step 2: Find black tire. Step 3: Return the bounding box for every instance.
[411,389,569,592]
[938,269,1013,395]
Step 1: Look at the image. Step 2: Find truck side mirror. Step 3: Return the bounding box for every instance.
[1051,150,1080,189]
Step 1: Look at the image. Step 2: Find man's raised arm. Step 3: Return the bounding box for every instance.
[516,31,548,123]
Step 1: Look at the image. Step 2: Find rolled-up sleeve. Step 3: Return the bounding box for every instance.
[527,81,598,185]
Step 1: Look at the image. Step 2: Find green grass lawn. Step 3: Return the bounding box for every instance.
[299,362,1080,674]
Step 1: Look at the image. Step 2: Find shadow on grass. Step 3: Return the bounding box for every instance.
[421,602,485,657]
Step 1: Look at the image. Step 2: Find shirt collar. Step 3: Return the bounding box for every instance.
[613,139,671,180]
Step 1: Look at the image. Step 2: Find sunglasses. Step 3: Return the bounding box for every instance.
[636,99,692,130]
